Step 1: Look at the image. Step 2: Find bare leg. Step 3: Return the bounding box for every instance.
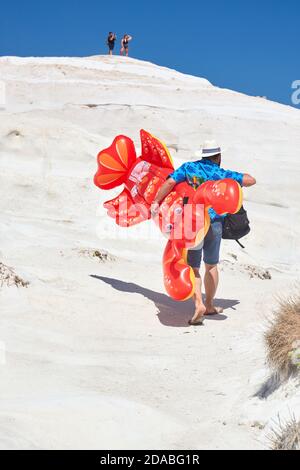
[204,264,223,314]
[189,268,206,324]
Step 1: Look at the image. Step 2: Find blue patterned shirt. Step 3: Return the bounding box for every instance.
[169,159,243,221]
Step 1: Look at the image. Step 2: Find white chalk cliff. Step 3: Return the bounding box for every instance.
[0,55,299,449]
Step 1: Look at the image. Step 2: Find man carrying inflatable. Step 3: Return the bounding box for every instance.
[151,141,256,325]
[94,130,256,324]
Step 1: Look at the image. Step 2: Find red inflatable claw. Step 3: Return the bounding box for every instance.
[94,135,136,190]
[193,179,242,216]
[94,130,243,301]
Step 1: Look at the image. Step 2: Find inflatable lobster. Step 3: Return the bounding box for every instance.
[94,130,242,301]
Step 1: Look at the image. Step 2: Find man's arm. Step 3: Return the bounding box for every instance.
[220,167,256,188]
[151,178,177,216]
[154,178,176,204]
[151,163,186,215]
[242,174,256,187]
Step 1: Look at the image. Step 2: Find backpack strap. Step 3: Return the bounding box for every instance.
[236,239,245,249]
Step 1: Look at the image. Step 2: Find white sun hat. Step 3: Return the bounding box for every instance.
[194,139,222,159]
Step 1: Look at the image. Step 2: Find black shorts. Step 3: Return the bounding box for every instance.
[108,42,115,50]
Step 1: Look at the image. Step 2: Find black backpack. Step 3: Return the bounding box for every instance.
[222,206,250,248]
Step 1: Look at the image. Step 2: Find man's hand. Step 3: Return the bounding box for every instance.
[242,174,256,187]
[150,201,160,218]
[150,178,176,218]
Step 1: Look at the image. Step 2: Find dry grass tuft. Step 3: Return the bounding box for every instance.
[269,416,300,450]
[265,294,300,379]
[0,262,29,288]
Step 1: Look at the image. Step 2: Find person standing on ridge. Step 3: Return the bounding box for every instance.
[107,32,116,55]
[151,141,256,325]
[120,34,132,56]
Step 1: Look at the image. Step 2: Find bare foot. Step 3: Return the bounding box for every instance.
[204,305,224,316]
[189,303,206,325]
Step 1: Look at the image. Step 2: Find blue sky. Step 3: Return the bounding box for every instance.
[1,0,299,107]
